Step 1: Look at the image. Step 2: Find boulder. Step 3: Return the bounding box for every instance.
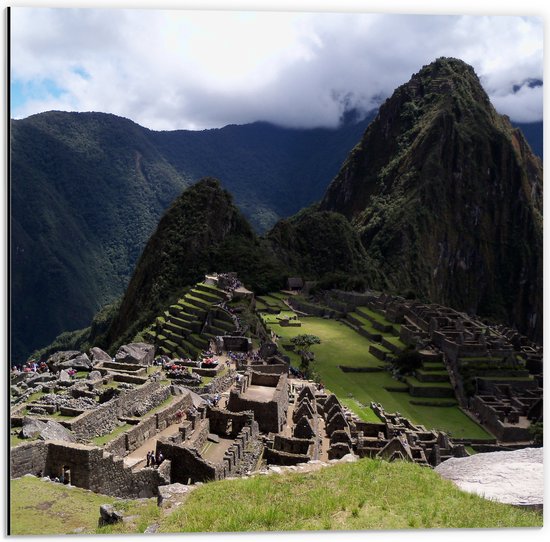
[57,353,92,370]
[47,350,81,366]
[87,370,102,381]
[39,420,77,443]
[115,343,155,365]
[59,370,71,383]
[157,483,196,508]
[435,447,543,509]
[21,417,47,439]
[26,374,57,388]
[89,347,112,363]
[49,351,92,371]
[99,504,124,526]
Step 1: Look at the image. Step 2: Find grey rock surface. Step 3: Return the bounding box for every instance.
[58,353,92,370]
[157,483,196,508]
[435,447,543,507]
[115,342,155,365]
[99,504,124,525]
[87,370,102,381]
[21,417,47,438]
[39,420,77,443]
[89,347,112,363]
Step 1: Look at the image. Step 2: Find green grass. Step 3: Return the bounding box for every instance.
[159,457,542,532]
[267,317,491,439]
[406,376,452,388]
[91,423,132,446]
[10,476,159,535]
[25,391,47,403]
[260,310,300,324]
[10,433,35,448]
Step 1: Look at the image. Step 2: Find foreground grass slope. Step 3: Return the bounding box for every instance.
[11,458,541,535]
[10,476,158,535]
[161,458,540,532]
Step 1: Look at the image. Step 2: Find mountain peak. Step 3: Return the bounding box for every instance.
[320,58,543,341]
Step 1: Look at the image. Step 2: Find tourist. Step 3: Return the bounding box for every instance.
[156,451,163,466]
[150,451,156,467]
[146,451,151,467]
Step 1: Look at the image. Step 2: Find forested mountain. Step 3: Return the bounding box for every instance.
[320,58,543,341]
[11,111,373,360]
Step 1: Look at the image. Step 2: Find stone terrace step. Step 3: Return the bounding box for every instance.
[190,288,223,304]
[169,311,195,324]
[177,301,207,318]
[164,321,192,338]
[195,282,226,299]
[184,294,212,310]
[188,333,210,350]
[211,318,235,332]
[415,369,450,383]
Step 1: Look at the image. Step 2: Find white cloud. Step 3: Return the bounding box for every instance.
[10,9,543,129]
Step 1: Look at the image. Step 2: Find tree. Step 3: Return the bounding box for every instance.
[290,334,321,377]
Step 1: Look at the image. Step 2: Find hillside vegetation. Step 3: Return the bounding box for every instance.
[11,111,373,361]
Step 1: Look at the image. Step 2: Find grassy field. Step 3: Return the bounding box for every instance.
[9,476,159,535]
[265,316,491,439]
[159,457,541,532]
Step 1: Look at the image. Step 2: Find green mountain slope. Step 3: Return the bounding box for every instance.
[10,112,190,361]
[102,178,284,350]
[320,58,543,341]
[10,111,373,360]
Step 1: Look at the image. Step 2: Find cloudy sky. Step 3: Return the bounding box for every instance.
[10,6,543,131]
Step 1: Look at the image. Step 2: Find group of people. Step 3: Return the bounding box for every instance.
[146,450,164,468]
[12,360,49,374]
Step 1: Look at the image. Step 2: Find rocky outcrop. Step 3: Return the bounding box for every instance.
[435,447,543,509]
[21,417,76,443]
[48,351,92,371]
[89,347,112,363]
[115,342,155,365]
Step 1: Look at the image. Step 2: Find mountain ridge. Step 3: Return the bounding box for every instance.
[10,111,373,360]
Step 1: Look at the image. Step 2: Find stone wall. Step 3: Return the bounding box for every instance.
[11,441,168,498]
[10,440,48,478]
[227,373,289,433]
[208,408,254,438]
[156,440,220,483]
[65,381,172,441]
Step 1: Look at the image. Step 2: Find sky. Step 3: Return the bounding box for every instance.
[9,8,543,131]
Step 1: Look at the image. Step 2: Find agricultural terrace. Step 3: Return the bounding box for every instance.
[262,313,492,440]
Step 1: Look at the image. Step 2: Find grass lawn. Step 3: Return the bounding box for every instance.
[268,317,492,439]
[159,457,542,532]
[10,476,159,535]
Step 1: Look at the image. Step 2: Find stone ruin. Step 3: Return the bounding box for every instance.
[10,282,542,503]
[330,290,543,445]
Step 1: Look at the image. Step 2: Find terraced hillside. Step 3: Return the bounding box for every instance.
[146,282,236,359]
[256,293,491,440]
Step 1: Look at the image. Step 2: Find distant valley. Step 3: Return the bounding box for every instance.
[10,112,374,360]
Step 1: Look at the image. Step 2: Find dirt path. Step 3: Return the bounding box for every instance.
[125,423,183,469]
